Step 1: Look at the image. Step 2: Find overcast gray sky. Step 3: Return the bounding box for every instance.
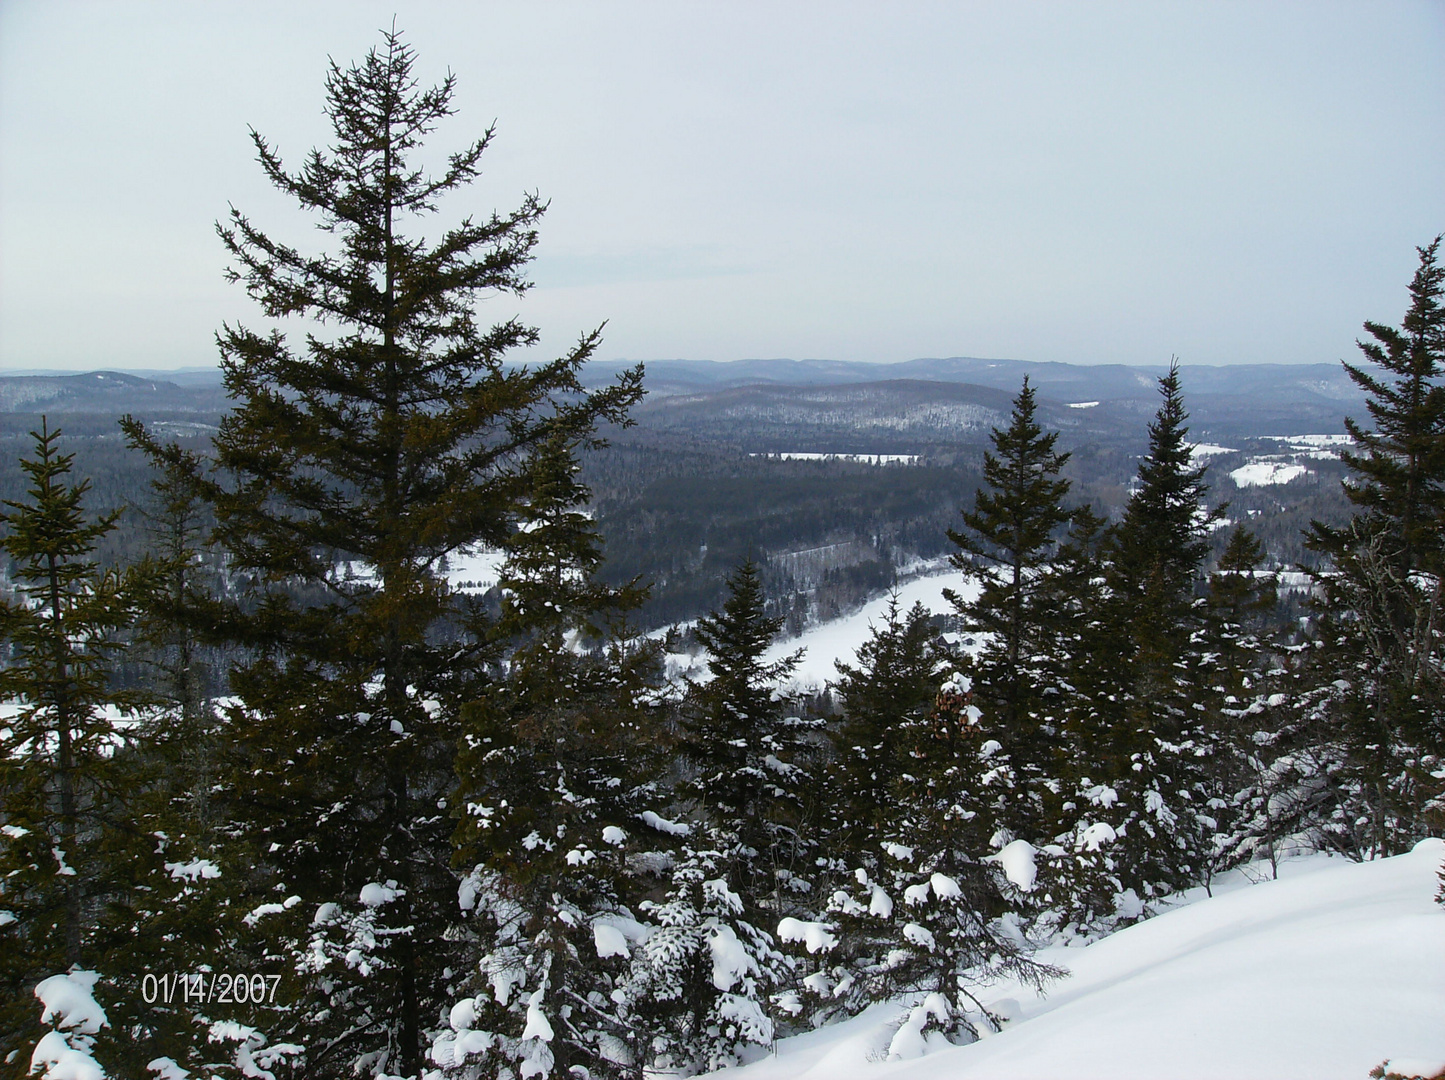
[1,0,1442,371]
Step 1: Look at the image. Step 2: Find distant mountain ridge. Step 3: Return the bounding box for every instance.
[0,370,229,413]
[585,355,1364,406]
[0,357,1364,439]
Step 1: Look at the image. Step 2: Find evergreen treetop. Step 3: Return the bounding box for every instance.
[947,376,1075,668]
[1109,361,1219,602]
[1311,235,1445,578]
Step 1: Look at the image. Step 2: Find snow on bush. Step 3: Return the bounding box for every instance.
[987,840,1038,892]
[164,858,221,881]
[359,880,400,907]
[777,917,838,953]
[31,971,108,1080]
[887,992,953,1060]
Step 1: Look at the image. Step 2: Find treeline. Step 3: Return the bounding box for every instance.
[2,30,1442,1080]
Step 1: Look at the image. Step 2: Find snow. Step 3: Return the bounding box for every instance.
[1259,433,1354,448]
[440,546,507,592]
[988,840,1037,892]
[887,994,953,1059]
[164,858,220,881]
[639,809,691,836]
[1080,822,1117,850]
[31,972,108,1080]
[762,565,983,690]
[30,1032,103,1080]
[1231,461,1309,488]
[929,872,963,899]
[359,881,399,907]
[1066,401,1099,409]
[717,840,1445,1080]
[593,922,630,958]
[708,922,757,991]
[521,989,554,1041]
[778,917,839,954]
[1187,442,1238,458]
[35,971,107,1034]
[901,922,935,949]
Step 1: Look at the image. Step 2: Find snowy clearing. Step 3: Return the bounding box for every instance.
[439,547,507,592]
[725,840,1445,1080]
[1231,462,1310,488]
[761,566,983,691]
[1187,442,1238,458]
[1259,433,1354,448]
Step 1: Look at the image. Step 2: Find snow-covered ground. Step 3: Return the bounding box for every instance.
[1230,461,1310,488]
[439,547,507,592]
[726,840,1445,1080]
[1187,441,1238,458]
[761,565,983,691]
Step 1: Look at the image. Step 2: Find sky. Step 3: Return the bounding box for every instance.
[1,1,1442,372]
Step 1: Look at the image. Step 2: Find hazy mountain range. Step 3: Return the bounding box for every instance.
[0,357,1365,442]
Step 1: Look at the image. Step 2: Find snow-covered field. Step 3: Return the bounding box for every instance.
[725,840,1445,1080]
[1230,461,1310,488]
[761,565,982,691]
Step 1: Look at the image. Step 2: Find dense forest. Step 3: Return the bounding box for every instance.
[2,33,1441,1080]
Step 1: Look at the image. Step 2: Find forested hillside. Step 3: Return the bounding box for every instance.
[1,31,1441,1080]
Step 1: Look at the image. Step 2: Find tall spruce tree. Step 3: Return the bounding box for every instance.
[946,377,1082,840]
[828,598,944,864]
[1055,364,1223,919]
[0,421,134,1076]
[124,31,642,1078]
[1303,236,1445,856]
[816,674,1060,1045]
[682,560,813,914]
[440,435,669,1080]
[639,561,813,1070]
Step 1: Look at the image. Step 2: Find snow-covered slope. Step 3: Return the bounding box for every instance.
[728,841,1445,1080]
[761,565,982,691]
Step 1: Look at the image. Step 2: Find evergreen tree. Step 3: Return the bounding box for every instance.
[1302,236,1445,856]
[125,31,642,1077]
[637,561,814,1070]
[946,377,1074,674]
[439,436,668,1080]
[682,560,814,917]
[0,421,133,1076]
[813,674,1059,1045]
[946,377,1084,840]
[1195,526,1286,881]
[828,598,944,865]
[1055,364,1222,918]
[1314,236,1445,579]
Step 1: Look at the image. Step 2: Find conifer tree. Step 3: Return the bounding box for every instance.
[124,31,642,1077]
[683,560,814,917]
[1194,526,1284,881]
[1056,364,1222,917]
[828,598,944,865]
[1303,236,1445,856]
[946,377,1084,841]
[813,674,1059,1044]
[947,377,1074,673]
[439,436,669,1080]
[635,561,814,1070]
[0,421,133,1076]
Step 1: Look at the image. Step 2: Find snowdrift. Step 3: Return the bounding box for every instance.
[728,840,1445,1080]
